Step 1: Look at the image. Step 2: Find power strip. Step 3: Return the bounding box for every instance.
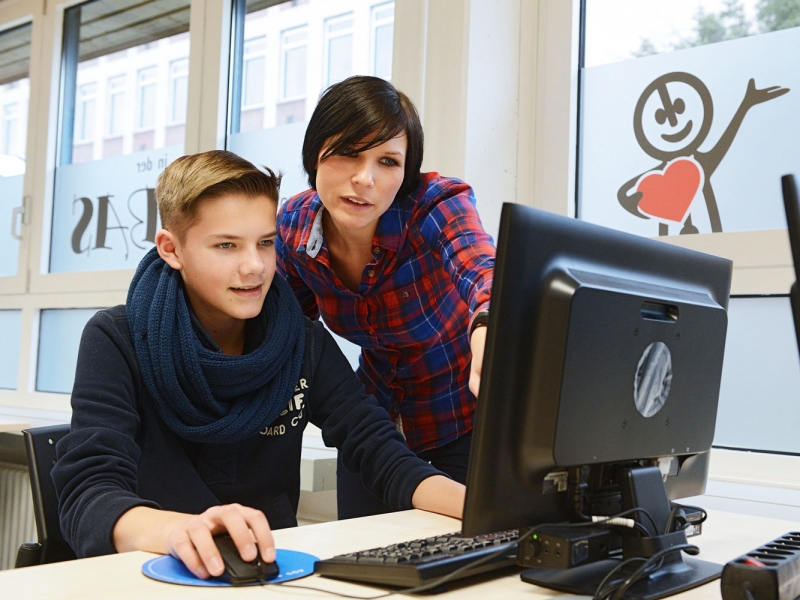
[721,532,800,600]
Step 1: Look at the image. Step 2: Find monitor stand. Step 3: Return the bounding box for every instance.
[521,555,721,600]
[520,465,722,600]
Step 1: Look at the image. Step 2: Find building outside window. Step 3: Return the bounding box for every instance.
[107,75,125,136]
[371,2,394,80]
[281,26,307,102]
[3,102,19,155]
[76,83,97,142]
[137,66,157,129]
[243,36,266,108]
[169,58,188,124]
[324,13,354,87]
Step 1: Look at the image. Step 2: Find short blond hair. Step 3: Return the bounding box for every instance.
[156,150,281,240]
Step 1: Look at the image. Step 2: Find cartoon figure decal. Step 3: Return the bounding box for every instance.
[618,72,789,235]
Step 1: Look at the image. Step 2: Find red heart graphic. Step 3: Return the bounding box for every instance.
[636,159,702,224]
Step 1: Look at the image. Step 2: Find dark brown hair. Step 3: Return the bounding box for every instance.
[302,76,424,198]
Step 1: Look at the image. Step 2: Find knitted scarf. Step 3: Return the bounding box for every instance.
[126,248,305,444]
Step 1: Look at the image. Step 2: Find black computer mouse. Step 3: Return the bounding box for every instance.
[213,533,280,585]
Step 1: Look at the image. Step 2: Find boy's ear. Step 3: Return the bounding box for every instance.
[155,229,183,271]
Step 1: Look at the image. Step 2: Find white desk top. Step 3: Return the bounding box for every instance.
[1,508,796,599]
[0,417,30,433]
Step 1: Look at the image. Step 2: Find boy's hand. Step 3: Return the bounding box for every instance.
[168,504,275,579]
[469,325,487,398]
[113,504,275,580]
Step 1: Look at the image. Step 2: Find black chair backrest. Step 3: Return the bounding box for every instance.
[15,424,77,566]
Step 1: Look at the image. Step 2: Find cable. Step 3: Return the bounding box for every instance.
[592,556,649,600]
[265,528,537,599]
[609,543,699,600]
[664,503,708,535]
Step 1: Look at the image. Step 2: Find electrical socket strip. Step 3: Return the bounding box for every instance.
[721,532,800,600]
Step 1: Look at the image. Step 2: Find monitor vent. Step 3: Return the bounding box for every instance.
[568,269,715,305]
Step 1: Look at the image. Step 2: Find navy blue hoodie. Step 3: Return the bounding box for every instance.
[53,305,443,558]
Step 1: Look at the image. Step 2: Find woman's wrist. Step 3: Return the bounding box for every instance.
[469,309,489,337]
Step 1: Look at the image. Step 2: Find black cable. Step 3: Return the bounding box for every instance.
[265,528,536,599]
[677,503,708,523]
[592,556,649,600]
[609,543,699,600]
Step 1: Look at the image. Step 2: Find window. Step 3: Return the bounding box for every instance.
[281,26,308,101]
[0,21,31,283]
[371,2,394,80]
[227,0,395,203]
[50,0,191,275]
[0,310,22,390]
[576,0,800,460]
[580,0,799,237]
[169,59,188,124]
[107,75,125,136]
[243,37,266,107]
[3,102,19,155]
[324,14,354,87]
[36,309,100,394]
[137,67,157,129]
[76,83,97,142]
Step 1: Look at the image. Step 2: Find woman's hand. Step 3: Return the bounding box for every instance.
[113,504,275,579]
[411,475,466,519]
[469,325,487,398]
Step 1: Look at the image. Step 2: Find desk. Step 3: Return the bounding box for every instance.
[1,509,796,599]
[0,418,30,433]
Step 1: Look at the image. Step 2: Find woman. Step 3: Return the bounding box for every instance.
[276,76,495,518]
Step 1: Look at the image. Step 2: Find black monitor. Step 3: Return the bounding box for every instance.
[462,203,732,599]
[781,174,800,358]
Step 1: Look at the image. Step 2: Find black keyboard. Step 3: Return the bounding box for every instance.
[314,529,519,588]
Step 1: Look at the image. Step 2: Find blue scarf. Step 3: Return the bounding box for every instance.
[126,248,305,444]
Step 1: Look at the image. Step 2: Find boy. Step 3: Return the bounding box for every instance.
[52,151,465,580]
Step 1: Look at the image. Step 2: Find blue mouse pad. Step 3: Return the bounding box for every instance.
[142,548,318,587]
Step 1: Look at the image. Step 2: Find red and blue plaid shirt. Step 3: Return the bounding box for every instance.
[276,173,495,452]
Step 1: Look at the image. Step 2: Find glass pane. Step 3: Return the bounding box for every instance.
[326,32,353,87]
[715,297,800,453]
[0,310,22,389]
[169,59,189,124]
[0,23,32,279]
[228,0,395,203]
[49,0,191,274]
[282,27,307,101]
[372,2,394,81]
[579,0,800,237]
[36,308,101,394]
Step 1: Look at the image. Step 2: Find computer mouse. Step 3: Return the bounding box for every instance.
[212,533,279,585]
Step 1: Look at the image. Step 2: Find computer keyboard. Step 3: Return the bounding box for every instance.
[313,529,519,588]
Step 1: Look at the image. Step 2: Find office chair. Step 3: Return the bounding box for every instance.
[14,424,77,568]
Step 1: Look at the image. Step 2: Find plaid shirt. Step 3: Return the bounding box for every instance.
[276,173,495,452]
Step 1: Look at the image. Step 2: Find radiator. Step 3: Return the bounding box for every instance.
[0,462,36,570]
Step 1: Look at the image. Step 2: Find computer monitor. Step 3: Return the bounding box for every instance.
[462,203,732,599]
[781,174,800,358]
